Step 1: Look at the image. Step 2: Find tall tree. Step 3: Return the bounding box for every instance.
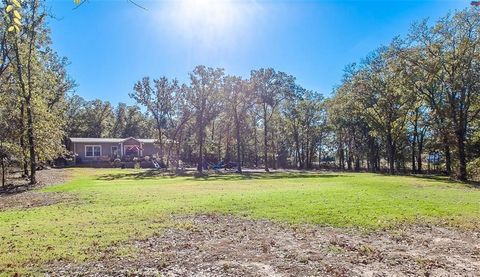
[250,68,295,172]
[357,48,415,174]
[187,66,224,173]
[223,75,253,173]
[111,103,127,138]
[6,0,72,183]
[407,10,480,180]
[131,77,179,164]
[82,99,114,137]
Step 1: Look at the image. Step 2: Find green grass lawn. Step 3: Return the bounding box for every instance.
[1,168,479,275]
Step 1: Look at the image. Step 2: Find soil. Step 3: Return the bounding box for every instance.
[0,168,73,211]
[45,214,480,277]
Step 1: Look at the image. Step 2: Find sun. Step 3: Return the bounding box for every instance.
[159,0,259,48]
[176,0,237,30]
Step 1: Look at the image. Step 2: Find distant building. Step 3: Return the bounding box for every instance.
[67,137,159,162]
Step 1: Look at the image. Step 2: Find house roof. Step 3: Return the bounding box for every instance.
[69,137,156,143]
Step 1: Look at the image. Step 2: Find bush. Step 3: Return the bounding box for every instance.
[467,158,480,181]
[113,158,122,168]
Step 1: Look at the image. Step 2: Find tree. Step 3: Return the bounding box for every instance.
[357,47,415,174]
[223,75,253,173]
[250,68,295,172]
[123,105,154,138]
[82,99,114,137]
[286,87,326,169]
[131,77,179,164]
[8,0,43,183]
[65,94,88,137]
[5,0,72,183]
[187,66,224,173]
[407,9,480,180]
[111,103,127,138]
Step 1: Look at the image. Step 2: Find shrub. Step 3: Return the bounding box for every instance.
[467,158,480,181]
[113,158,122,168]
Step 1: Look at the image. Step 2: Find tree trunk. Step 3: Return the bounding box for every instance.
[197,111,204,173]
[456,128,467,181]
[294,127,301,169]
[253,117,258,168]
[386,133,395,174]
[19,104,29,177]
[338,134,345,170]
[26,101,36,184]
[417,131,425,174]
[271,128,277,170]
[347,152,352,170]
[411,133,417,174]
[224,134,230,163]
[354,156,360,172]
[234,109,242,173]
[157,126,164,165]
[370,137,377,172]
[318,146,322,170]
[443,134,452,176]
[347,137,352,171]
[217,131,222,162]
[263,105,269,172]
[20,135,28,177]
[1,158,5,188]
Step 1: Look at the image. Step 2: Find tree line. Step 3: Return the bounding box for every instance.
[329,8,480,181]
[1,0,479,184]
[67,8,480,180]
[66,66,328,174]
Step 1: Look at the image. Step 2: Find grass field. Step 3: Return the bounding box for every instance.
[1,168,479,275]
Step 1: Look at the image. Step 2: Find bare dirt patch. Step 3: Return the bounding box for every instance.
[0,191,74,211]
[46,214,480,276]
[0,168,73,211]
[35,168,72,188]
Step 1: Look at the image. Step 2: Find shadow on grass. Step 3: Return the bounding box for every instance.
[191,172,348,182]
[412,174,480,188]
[96,170,179,181]
[95,170,349,182]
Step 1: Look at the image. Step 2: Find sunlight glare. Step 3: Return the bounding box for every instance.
[159,0,260,49]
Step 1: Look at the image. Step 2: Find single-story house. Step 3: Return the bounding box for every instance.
[68,137,159,162]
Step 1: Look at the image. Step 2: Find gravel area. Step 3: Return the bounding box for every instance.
[45,214,480,276]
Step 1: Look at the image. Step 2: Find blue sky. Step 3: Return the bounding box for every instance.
[46,0,466,104]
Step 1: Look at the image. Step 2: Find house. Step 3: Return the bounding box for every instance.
[68,137,159,162]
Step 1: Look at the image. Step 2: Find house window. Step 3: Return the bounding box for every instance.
[85,145,101,157]
[111,146,118,157]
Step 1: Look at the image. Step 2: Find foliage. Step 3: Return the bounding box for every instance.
[1,0,73,183]
[329,8,480,180]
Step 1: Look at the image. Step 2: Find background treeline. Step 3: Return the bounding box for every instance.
[65,67,328,174]
[329,9,480,181]
[1,0,480,183]
[65,96,154,139]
